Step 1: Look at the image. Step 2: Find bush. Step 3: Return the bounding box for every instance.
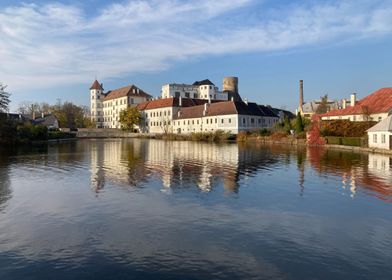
[325,136,364,147]
[320,120,377,137]
[270,132,287,140]
[237,131,248,142]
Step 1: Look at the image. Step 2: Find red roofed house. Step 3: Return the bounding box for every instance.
[321,88,392,122]
[90,80,153,128]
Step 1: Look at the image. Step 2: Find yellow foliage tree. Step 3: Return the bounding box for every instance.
[119,107,142,131]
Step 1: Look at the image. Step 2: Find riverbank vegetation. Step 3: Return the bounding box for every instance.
[0,117,75,145]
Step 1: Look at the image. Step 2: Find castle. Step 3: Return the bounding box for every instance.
[90,77,287,133]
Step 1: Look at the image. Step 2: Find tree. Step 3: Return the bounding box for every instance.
[119,107,141,131]
[52,101,86,129]
[0,83,11,113]
[316,94,329,114]
[295,112,304,133]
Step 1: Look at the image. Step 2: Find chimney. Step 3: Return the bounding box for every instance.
[342,99,347,109]
[350,93,357,107]
[244,98,248,105]
[231,97,234,102]
[41,112,44,118]
[203,103,208,116]
[179,96,182,107]
[32,112,36,120]
[299,80,304,112]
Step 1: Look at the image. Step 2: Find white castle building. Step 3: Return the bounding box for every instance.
[90,80,152,128]
[161,79,228,101]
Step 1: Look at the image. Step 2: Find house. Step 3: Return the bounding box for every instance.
[367,115,392,150]
[172,100,279,134]
[321,88,392,122]
[90,80,153,128]
[33,114,59,129]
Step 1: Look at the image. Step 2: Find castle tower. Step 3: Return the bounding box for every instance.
[90,80,104,128]
[223,77,242,102]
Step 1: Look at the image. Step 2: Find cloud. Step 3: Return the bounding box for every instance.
[0,0,391,92]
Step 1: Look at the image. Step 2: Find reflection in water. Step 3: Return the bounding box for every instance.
[0,150,11,211]
[0,140,392,280]
[88,140,283,194]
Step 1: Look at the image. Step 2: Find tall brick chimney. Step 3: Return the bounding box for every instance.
[299,80,304,113]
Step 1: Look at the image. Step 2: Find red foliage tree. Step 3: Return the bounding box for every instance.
[307,120,325,145]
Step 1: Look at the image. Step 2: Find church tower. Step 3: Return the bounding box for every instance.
[90,80,104,128]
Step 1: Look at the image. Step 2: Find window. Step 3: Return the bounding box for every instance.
[251,118,255,124]
[229,118,231,123]
[206,119,209,124]
[242,118,246,124]
[130,98,134,104]
[215,118,217,123]
[381,134,386,144]
[373,134,377,143]
[221,119,224,124]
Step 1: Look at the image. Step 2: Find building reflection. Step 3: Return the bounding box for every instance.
[89,139,279,194]
[307,148,392,201]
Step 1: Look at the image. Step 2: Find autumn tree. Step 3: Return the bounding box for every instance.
[119,107,141,131]
[0,83,11,113]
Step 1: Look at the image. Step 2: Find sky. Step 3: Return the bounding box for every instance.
[1,0,392,112]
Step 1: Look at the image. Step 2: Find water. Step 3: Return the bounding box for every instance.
[0,139,391,280]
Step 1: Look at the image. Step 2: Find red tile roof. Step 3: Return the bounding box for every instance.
[103,85,152,101]
[136,98,221,110]
[321,88,392,117]
[90,80,103,90]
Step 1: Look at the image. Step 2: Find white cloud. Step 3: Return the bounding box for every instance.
[0,0,391,92]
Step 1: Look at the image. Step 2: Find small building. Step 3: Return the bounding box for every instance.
[33,114,59,129]
[367,115,392,150]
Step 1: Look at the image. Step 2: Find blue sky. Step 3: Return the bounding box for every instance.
[1,0,392,112]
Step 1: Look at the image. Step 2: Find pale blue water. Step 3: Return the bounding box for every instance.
[0,139,391,280]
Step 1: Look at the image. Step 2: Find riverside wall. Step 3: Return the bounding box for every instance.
[76,128,149,138]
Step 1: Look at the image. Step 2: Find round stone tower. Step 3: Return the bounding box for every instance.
[223,77,242,102]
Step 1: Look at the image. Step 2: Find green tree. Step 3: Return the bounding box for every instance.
[295,112,304,133]
[119,107,141,131]
[0,83,11,113]
[316,94,329,114]
[283,116,291,134]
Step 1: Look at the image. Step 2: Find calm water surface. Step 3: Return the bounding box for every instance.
[0,139,391,280]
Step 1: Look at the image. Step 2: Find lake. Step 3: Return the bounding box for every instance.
[0,139,391,280]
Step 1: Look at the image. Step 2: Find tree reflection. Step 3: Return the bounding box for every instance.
[0,148,12,211]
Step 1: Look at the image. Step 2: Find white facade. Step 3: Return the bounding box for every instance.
[161,83,228,101]
[90,81,152,129]
[103,95,148,129]
[90,87,105,128]
[172,114,277,134]
[322,112,388,122]
[141,107,177,134]
[367,131,392,150]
